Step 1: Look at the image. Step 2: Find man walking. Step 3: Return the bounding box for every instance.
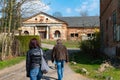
[51,39,69,80]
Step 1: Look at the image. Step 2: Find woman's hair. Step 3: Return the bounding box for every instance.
[29,38,40,49]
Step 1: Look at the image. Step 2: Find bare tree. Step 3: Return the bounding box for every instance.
[80,10,88,17]
[53,11,63,17]
[0,0,28,60]
[0,0,50,60]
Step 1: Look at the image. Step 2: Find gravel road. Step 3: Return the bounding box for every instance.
[0,43,91,80]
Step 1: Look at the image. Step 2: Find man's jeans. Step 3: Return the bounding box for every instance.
[30,67,42,80]
[56,60,65,80]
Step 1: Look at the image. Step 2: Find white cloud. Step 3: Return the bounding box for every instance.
[21,0,50,17]
[75,1,88,12]
[66,8,71,13]
[88,0,98,11]
[75,0,99,15]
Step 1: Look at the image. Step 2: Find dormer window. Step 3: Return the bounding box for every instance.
[46,18,48,23]
[46,18,48,20]
[35,18,37,21]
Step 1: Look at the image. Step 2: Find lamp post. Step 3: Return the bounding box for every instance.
[46,18,49,39]
[34,18,37,35]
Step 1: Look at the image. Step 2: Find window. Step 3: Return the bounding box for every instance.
[112,11,120,41]
[112,11,118,41]
[100,23,104,46]
[71,33,74,37]
[113,24,117,41]
[35,18,37,21]
[118,0,120,9]
[106,19,108,30]
[24,31,29,35]
[116,25,120,41]
[87,34,91,37]
[54,30,61,38]
[70,33,78,37]
[87,33,95,39]
[75,33,78,37]
[92,34,95,36]
[113,12,116,24]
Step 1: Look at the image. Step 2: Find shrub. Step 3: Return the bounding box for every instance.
[79,32,101,59]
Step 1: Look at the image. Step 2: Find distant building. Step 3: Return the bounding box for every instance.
[20,12,99,40]
[100,0,120,57]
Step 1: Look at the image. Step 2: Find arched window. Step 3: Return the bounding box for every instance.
[24,31,29,35]
[54,30,61,38]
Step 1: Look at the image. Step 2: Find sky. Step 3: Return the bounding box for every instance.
[43,0,100,17]
[0,0,100,18]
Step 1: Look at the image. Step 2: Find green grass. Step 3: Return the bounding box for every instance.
[0,48,49,70]
[0,56,25,70]
[69,52,120,80]
[41,39,80,48]
[42,39,120,80]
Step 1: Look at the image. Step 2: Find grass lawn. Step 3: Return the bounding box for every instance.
[41,39,80,48]
[0,56,25,70]
[42,39,120,80]
[69,52,120,80]
[0,48,48,70]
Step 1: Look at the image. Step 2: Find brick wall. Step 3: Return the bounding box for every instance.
[100,0,120,57]
[67,27,99,40]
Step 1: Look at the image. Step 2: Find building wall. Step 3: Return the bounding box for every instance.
[49,23,67,40]
[21,26,39,35]
[21,13,99,41]
[100,0,117,47]
[67,27,99,40]
[21,13,68,40]
[21,24,67,40]
[100,0,120,57]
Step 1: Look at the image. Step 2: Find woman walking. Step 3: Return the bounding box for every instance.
[26,38,44,80]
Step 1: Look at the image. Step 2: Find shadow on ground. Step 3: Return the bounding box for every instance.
[44,49,80,61]
[42,76,57,80]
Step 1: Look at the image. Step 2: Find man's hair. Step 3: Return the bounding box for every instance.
[56,39,62,44]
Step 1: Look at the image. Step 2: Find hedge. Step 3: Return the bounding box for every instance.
[15,35,41,55]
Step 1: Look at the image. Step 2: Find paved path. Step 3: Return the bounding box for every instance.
[42,61,90,80]
[0,43,91,80]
